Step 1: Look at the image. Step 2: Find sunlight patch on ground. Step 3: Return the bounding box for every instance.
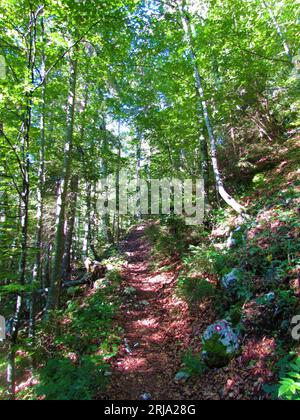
[117,357,149,372]
[133,317,159,329]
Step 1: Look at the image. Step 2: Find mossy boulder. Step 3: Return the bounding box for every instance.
[202,320,239,368]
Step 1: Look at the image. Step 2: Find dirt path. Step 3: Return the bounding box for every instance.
[104,223,268,401]
[105,223,220,400]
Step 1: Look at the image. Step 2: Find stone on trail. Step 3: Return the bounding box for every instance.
[174,371,190,383]
[94,279,111,290]
[124,338,132,354]
[140,392,152,400]
[104,371,112,377]
[124,286,137,296]
[221,268,242,290]
[202,320,239,368]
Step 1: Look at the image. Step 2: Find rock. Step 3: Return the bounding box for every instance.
[202,320,239,368]
[124,338,132,354]
[226,234,237,249]
[140,392,152,400]
[264,292,276,303]
[174,371,190,382]
[85,258,107,279]
[226,226,246,249]
[104,371,112,377]
[265,264,280,283]
[255,292,276,305]
[280,320,290,331]
[221,268,241,290]
[212,225,231,238]
[139,300,149,306]
[124,287,137,296]
[94,279,111,290]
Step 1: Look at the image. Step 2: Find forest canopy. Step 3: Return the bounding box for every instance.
[0,0,299,401]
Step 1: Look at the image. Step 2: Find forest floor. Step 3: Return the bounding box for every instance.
[103,223,272,400]
[105,222,200,400]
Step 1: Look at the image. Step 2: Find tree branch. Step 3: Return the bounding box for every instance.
[0,127,25,180]
[34,18,105,91]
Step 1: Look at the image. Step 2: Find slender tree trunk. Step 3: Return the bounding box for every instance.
[7,7,38,397]
[47,51,78,311]
[62,175,79,280]
[179,2,246,216]
[74,212,82,262]
[136,136,142,220]
[116,137,122,242]
[100,125,111,242]
[30,14,46,338]
[82,182,92,260]
[90,182,100,258]
[44,243,52,289]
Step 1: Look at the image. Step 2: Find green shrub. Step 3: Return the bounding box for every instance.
[225,304,243,326]
[145,218,190,258]
[177,276,216,303]
[63,294,118,354]
[264,355,300,400]
[202,334,233,368]
[276,290,298,318]
[183,245,215,275]
[105,268,122,284]
[182,350,207,376]
[184,245,238,278]
[144,223,161,243]
[252,173,266,188]
[66,286,82,297]
[36,356,108,400]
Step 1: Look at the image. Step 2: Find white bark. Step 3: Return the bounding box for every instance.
[179,2,246,216]
[262,0,292,61]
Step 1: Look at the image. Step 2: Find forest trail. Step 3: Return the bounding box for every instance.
[105,223,197,400]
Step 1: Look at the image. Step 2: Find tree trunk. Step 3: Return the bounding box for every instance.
[116,137,122,242]
[30,14,46,338]
[62,175,79,280]
[179,2,246,216]
[8,7,38,397]
[47,51,78,311]
[100,125,111,242]
[82,182,92,259]
[136,135,142,220]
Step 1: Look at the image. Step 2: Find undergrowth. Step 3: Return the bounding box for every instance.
[8,257,125,400]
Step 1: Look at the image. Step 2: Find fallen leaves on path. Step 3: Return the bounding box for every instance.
[102,224,274,400]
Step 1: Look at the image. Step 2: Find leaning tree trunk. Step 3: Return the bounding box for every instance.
[179,2,246,216]
[47,51,78,311]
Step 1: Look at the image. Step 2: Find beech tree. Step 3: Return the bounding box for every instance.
[0,0,298,400]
